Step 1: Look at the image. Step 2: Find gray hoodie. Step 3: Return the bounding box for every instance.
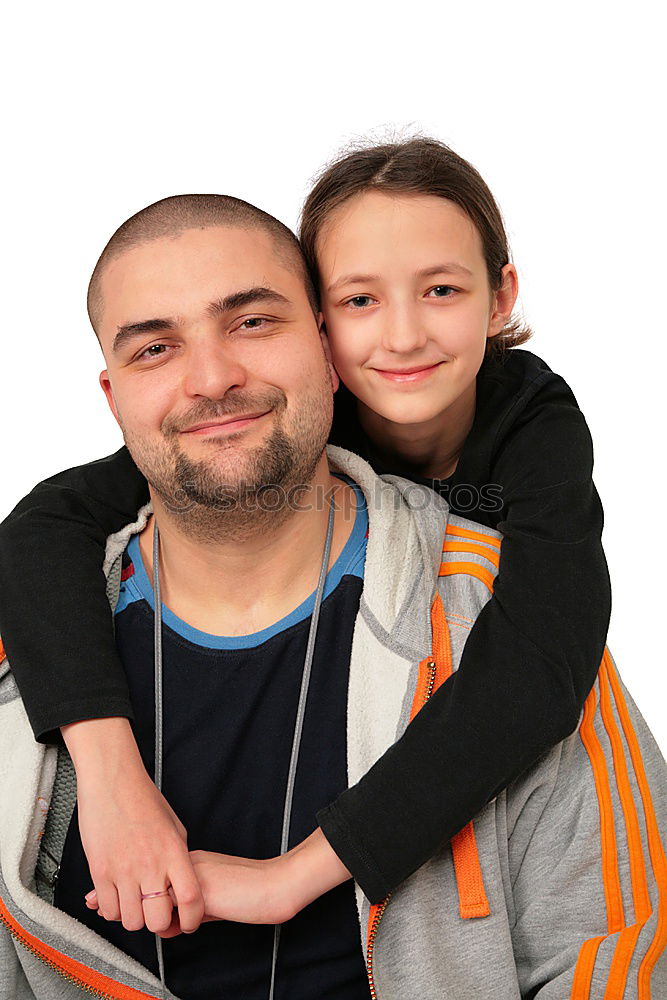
[1,445,665,999]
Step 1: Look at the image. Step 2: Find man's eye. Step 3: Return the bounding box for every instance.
[346,295,374,309]
[240,317,267,330]
[139,343,169,360]
[426,285,456,298]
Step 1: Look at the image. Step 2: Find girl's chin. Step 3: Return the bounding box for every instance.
[360,393,448,429]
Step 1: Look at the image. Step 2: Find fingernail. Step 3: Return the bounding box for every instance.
[85,891,95,901]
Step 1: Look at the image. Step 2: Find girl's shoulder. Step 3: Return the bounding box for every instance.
[467,348,593,489]
[478,348,585,435]
[480,347,575,403]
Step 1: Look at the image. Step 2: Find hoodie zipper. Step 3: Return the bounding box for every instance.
[365,657,437,998]
[0,901,158,999]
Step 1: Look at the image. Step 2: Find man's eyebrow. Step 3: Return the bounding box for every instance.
[327,263,473,293]
[207,286,291,317]
[111,287,291,354]
[112,318,179,355]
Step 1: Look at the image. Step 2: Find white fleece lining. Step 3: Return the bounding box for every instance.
[0,696,163,988]
[103,501,153,577]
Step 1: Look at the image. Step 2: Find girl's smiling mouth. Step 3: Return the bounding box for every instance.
[371,361,445,383]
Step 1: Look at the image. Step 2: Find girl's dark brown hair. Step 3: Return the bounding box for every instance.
[299,137,532,357]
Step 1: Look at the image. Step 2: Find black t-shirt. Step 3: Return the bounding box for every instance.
[0,347,612,903]
[55,482,371,1000]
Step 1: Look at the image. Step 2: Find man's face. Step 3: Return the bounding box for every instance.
[97,226,337,513]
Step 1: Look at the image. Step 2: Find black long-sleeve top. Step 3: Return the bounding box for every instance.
[0,348,611,903]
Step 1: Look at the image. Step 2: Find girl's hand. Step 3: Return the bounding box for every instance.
[191,851,296,926]
[156,828,353,936]
[87,850,291,930]
[63,717,205,934]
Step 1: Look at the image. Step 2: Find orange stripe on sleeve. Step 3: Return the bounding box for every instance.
[599,660,652,922]
[571,651,667,998]
[579,685,625,934]
[0,638,5,662]
[571,935,605,999]
[442,541,500,570]
[604,649,667,996]
[445,524,501,549]
[605,924,644,999]
[639,890,667,998]
[439,561,495,594]
[597,657,653,998]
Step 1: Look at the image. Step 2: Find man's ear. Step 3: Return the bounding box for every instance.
[99,370,122,428]
[318,313,340,393]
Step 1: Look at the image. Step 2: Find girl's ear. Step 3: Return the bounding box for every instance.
[99,370,122,428]
[318,313,340,393]
[488,264,519,338]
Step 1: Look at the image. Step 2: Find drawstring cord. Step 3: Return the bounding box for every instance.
[268,498,334,1000]
[151,498,335,1000]
[152,523,167,995]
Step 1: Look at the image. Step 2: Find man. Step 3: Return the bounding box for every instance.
[0,195,665,999]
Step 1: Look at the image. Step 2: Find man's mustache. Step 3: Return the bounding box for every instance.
[162,389,287,437]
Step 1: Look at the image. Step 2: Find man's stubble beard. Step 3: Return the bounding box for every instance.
[120,376,334,544]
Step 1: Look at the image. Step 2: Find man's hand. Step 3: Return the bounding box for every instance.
[62,717,205,934]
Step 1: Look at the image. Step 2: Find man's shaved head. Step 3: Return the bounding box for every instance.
[87,193,319,334]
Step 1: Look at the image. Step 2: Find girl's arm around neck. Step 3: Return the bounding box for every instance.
[0,446,148,741]
[317,391,611,901]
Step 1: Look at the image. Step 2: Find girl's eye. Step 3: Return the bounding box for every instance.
[426,285,456,298]
[345,295,375,309]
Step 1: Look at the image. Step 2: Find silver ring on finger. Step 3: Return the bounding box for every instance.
[141,888,172,901]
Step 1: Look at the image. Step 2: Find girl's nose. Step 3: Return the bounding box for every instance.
[380,304,428,355]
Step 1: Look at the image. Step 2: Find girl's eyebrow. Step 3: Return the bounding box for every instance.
[327,262,473,293]
[327,273,378,293]
[418,263,473,279]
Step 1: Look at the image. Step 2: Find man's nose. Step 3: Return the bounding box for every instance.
[181,338,248,399]
[380,302,428,354]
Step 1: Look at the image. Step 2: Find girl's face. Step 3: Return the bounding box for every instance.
[317,191,517,427]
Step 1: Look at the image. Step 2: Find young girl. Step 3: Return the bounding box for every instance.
[0,138,610,937]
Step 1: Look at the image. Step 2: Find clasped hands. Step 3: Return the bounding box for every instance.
[65,718,351,938]
[85,848,310,937]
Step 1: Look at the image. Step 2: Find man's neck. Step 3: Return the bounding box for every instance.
[137,456,358,637]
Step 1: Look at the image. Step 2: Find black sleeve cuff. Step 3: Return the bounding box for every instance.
[33,697,135,746]
[316,798,390,904]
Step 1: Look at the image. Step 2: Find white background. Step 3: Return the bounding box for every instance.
[1,2,665,753]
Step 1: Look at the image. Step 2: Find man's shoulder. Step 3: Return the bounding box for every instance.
[102,501,153,578]
[438,512,503,588]
[507,644,667,847]
[0,639,33,723]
